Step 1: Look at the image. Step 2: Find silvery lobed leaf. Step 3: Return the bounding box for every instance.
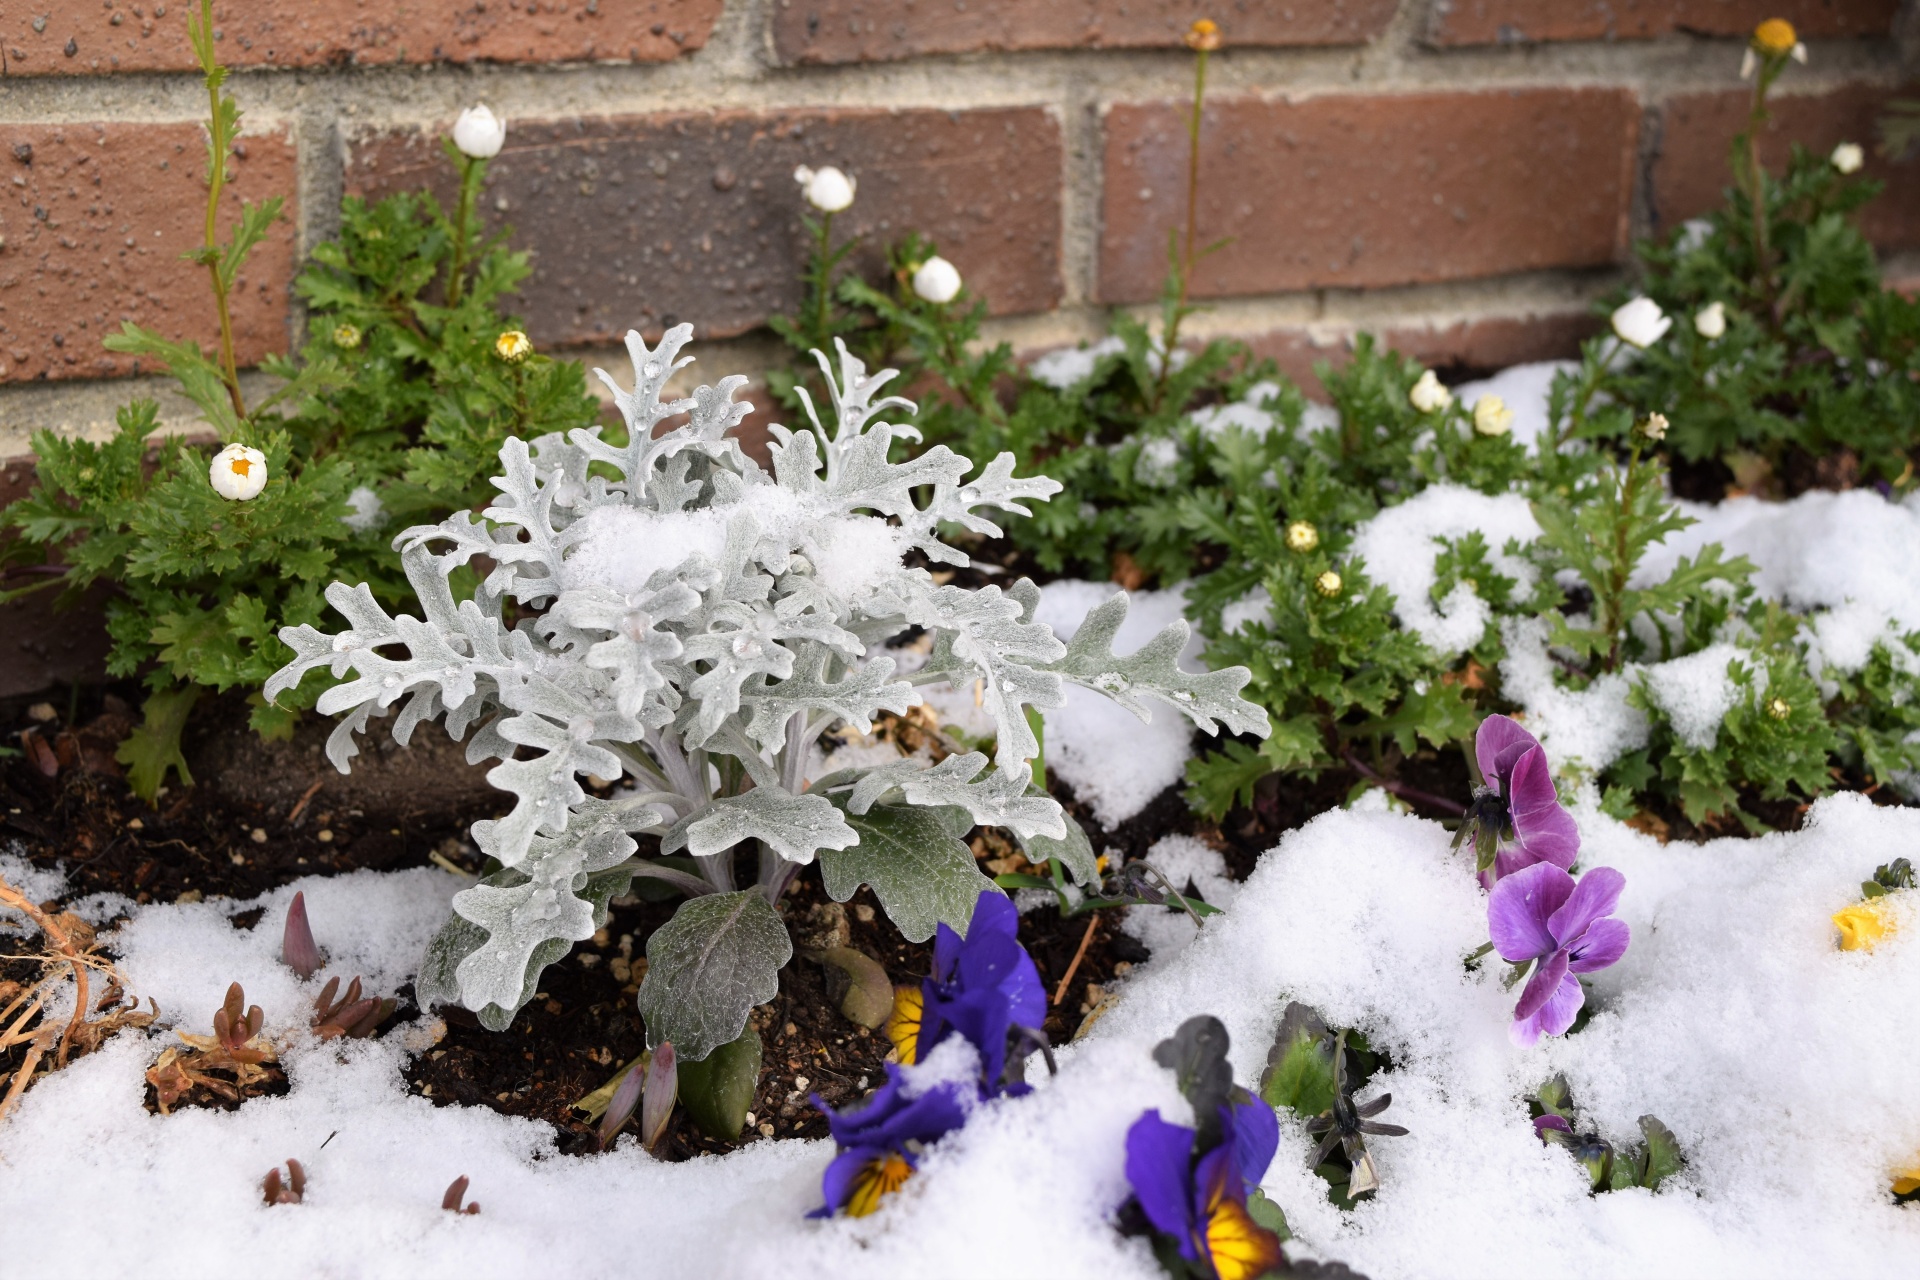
[845,751,1065,841]
[638,890,792,1061]
[662,787,858,865]
[740,647,915,751]
[1041,590,1269,738]
[911,584,1066,767]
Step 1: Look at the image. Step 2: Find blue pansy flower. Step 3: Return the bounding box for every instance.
[885,889,1045,1097]
[809,1066,970,1219]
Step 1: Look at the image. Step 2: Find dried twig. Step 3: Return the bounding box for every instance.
[1051,914,1100,1008]
[0,874,88,1066]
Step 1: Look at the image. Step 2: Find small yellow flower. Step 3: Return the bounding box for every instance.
[1314,570,1342,599]
[1766,696,1791,721]
[1833,897,1898,951]
[1752,18,1797,56]
[1894,1162,1920,1197]
[1473,395,1514,438]
[1184,18,1222,51]
[1285,520,1319,553]
[494,330,532,363]
[332,323,362,350]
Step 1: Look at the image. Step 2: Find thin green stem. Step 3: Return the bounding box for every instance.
[201,70,245,420]
[1603,443,1644,674]
[812,212,835,349]
[1745,76,1773,306]
[446,155,483,307]
[1180,47,1209,316]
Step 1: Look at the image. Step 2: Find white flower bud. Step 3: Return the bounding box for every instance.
[912,255,962,304]
[1694,301,1727,340]
[794,164,855,213]
[452,105,506,160]
[1611,296,1672,349]
[1472,396,1514,438]
[1408,368,1451,414]
[1790,42,1807,64]
[209,443,267,501]
[1830,142,1864,174]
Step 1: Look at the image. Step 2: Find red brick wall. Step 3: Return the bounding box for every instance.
[0,0,1913,405]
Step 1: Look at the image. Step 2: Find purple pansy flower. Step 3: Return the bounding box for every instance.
[1456,715,1580,886]
[889,890,1046,1097]
[1488,862,1631,1047]
[1124,1099,1282,1279]
[808,1065,969,1218]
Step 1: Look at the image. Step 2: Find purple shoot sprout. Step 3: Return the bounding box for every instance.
[282,892,322,979]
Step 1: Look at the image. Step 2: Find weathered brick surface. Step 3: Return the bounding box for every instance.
[772,0,1398,65]
[1232,310,1600,396]
[0,0,720,75]
[1652,84,1920,251]
[0,123,296,384]
[1099,89,1639,305]
[348,108,1064,346]
[1427,0,1899,46]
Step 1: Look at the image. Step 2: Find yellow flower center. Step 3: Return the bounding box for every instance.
[333,323,362,349]
[1285,521,1319,553]
[230,456,252,477]
[495,330,533,362]
[1314,570,1342,598]
[844,1152,915,1217]
[885,984,923,1065]
[1766,697,1791,721]
[1752,18,1796,55]
[1184,18,1221,51]
[1833,897,1898,952]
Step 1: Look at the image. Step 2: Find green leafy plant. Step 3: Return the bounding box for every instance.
[1600,36,1920,487]
[0,6,595,799]
[269,331,1267,1079]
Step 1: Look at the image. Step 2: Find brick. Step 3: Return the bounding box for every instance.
[1652,85,1920,252]
[348,108,1064,346]
[0,123,296,384]
[1428,0,1899,45]
[1227,310,1599,397]
[0,0,720,74]
[772,0,1397,65]
[1098,89,1639,305]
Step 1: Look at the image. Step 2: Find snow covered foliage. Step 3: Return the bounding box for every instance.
[266,328,1267,1055]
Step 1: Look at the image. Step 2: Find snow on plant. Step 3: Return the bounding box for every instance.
[267,328,1266,1060]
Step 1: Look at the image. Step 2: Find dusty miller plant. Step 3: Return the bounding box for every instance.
[267,328,1267,1060]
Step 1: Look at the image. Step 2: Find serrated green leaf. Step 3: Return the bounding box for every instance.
[115,686,201,802]
[820,803,999,943]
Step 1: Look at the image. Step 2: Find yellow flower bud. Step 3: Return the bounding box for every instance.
[1752,18,1797,56]
[1285,520,1319,553]
[332,323,362,350]
[1314,570,1342,598]
[494,330,533,363]
[1833,897,1898,952]
[1184,18,1221,51]
[1766,696,1791,720]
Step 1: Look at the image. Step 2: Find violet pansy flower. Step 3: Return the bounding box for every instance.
[1456,714,1580,886]
[1488,862,1631,1047]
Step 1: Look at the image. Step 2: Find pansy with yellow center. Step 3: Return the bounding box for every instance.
[806,1066,968,1220]
[1126,1101,1285,1280]
[1893,1162,1920,1198]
